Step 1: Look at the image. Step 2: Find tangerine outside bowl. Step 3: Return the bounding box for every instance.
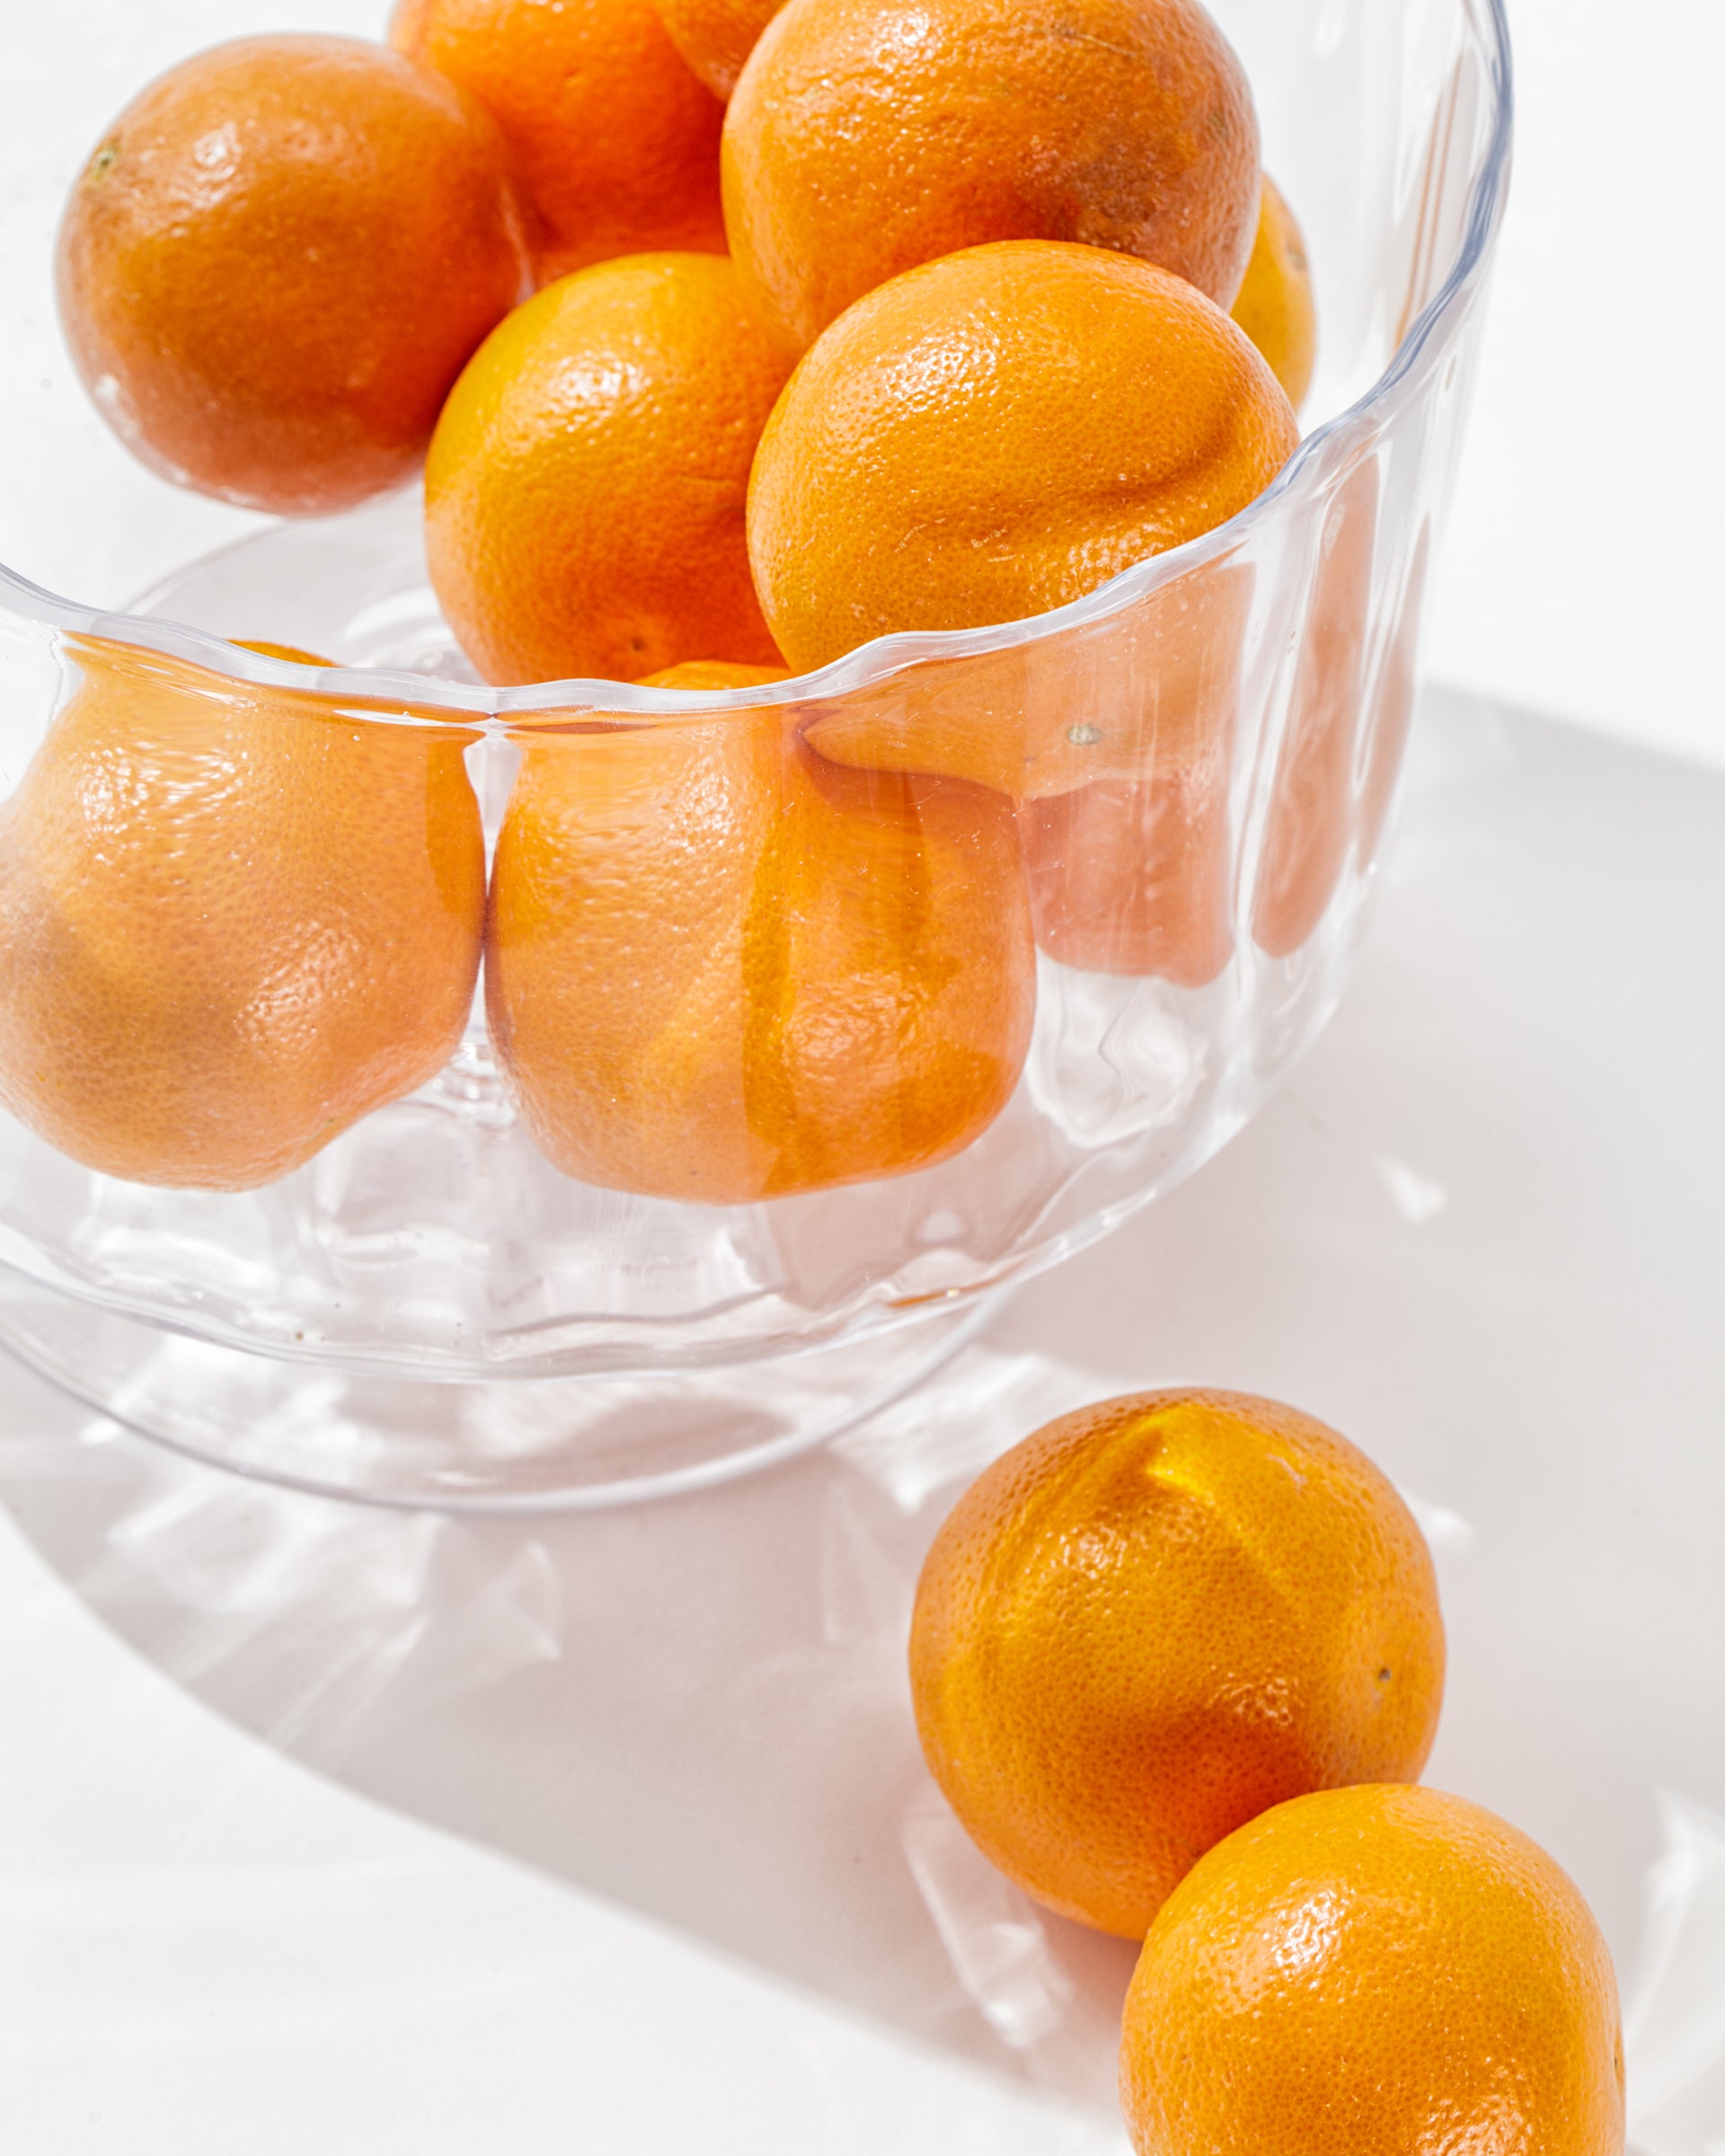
[0,0,1511,1507]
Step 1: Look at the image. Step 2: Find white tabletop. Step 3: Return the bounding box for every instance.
[2,2,1722,2149]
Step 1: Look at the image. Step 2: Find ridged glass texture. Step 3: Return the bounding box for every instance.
[0,0,1511,1491]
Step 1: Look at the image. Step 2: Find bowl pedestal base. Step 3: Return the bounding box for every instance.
[0,1272,1004,1513]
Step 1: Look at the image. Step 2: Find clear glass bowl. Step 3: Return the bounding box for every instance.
[0,0,1511,1506]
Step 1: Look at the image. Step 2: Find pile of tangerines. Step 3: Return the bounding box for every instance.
[55,0,1314,682]
[7,0,1326,1200]
[22,20,1632,2143]
[913,1387,1627,2155]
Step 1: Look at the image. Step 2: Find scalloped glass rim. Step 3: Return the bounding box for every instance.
[0,0,1511,726]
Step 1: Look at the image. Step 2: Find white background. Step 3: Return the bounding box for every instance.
[1430,0,1725,768]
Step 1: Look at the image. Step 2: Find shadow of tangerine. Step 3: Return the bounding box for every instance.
[0,1320,1136,2105]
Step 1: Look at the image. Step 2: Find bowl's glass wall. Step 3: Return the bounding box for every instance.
[0,0,1508,1382]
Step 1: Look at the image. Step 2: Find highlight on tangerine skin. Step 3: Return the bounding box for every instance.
[909,1389,1446,1939]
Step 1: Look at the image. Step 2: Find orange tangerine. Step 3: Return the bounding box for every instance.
[1252,457,1377,958]
[650,0,786,97]
[1232,175,1318,411]
[910,1390,1446,1938]
[802,559,1253,804]
[1121,1785,1626,2156]
[748,242,1298,679]
[56,35,526,516]
[1021,743,1234,986]
[391,0,726,281]
[636,660,790,690]
[722,0,1261,353]
[0,638,483,1189]
[486,712,1036,1199]
[426,252,792,685]
[1358,528,1431,869]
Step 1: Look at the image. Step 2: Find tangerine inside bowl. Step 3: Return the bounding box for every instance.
[0,0,1510,1506]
